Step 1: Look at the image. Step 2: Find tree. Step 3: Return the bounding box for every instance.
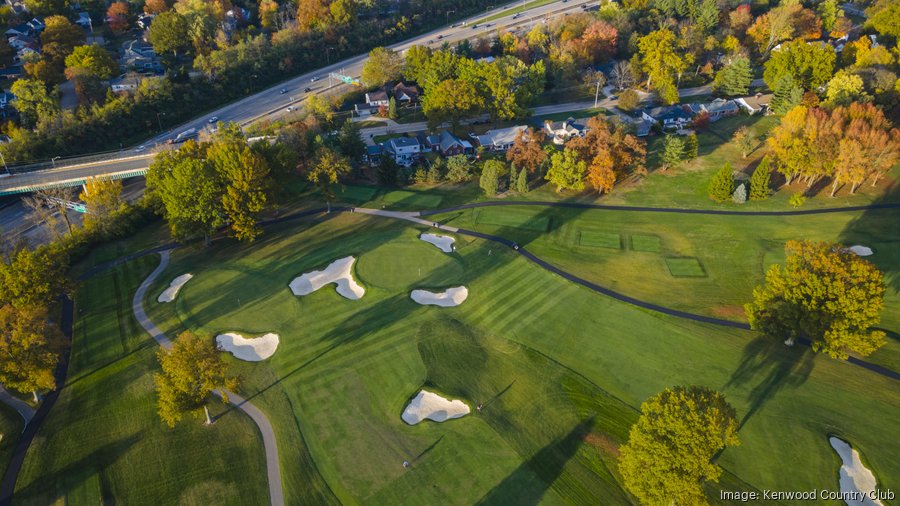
[480,160,505,196]
[155,331,238,427]
[506,128,547,174]
[305,94,335,124]
[769,75,803,115]
[526,24,549,54]
[567,116,646,194]
[638,30,693,104]
[749,156,771,200]
[145,0,169,15]
[817,0,842,33]
[147,143,225,244]
[661,135,685,169]
[732,183,747,203]
[209,127,272,242]
[337,119,365,162]
[0,304,62,402]
[746,3,800,55]
[445,154,472,183]
[0,36,15,68]
[619,386,739,506]
[733,126,755,158]
[388,97,398,120]
[148,10,191,57]
[610,60,635,91]
[475,57,545,121]
[684,133,698,160]
[107,2,130,34]
[10,79,59,128]
[65,45,119,80]
[377,155,398,185]
[422,79,483,132]
[713,55,753,97]
[329,0,356,26]
[867,0,900,39]
[708,163,734,203]
[80,177,124,236]
[296,0,329,31]
[546,148,586,192]
[361,47,402,88]
[516,167,529,193]
[0,247,68,309]
[763,39,836,92]
[825,70,868,107]
[41,16,85,57]
[746,240,886,359]
[23,0,66,15]
[617,89,640,111]
[308,147,350,201]
[403,45,432,83]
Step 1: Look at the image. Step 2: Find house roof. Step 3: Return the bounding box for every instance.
[366,90,389,102]
[389,136,420,148]
[545,117,586,136]
[476,125,528,147]
[736,93,772,111]
[393,82,419,101]
[704,98,739,114]
[366,145,383,155]
[110,74,143,87]
[644,106,692,122]
[435,130,466,151]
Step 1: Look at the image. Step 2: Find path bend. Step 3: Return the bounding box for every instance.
[0,387,35,424]
[132,250,284,506]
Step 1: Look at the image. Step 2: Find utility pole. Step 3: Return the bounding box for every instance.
[594,80,601,108]
[0,150,9,176]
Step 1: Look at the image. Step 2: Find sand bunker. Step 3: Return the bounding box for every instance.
[829,437,885,506]
[157,274,193,303]
[289,256,365,300]
[401,390,470,425]
[216,332,280,361]
[410,286,468,307]
[848,245,873,256]
[420,233,455,253]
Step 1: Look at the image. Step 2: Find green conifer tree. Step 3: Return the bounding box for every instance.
[708,162,735,203]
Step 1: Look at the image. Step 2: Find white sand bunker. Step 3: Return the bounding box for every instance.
[848,245,873,256]
[401,390,470,425]
[157,274,193,303]
[829,437,885,506]
[216,332,280,361]
[289,256,365,300]
[410,286,468,307]
[420,233,455,253]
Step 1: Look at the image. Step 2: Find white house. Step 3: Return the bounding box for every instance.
[736,93,773,115]
[474,125,528,151]
[384,136,421,166]
[109,73,143,93]
[365,90,390,107]
[544,117,587,145]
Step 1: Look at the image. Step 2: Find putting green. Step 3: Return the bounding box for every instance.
[579,231,621,249]
[355,239,464,291]
[665,257,706,277]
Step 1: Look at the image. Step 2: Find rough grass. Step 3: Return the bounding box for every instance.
[14,256,268,506]
[579,231,621,249]
[630,234,661,253]
[0,402,22,480]
[335,184,379,203]
[474,207,550,231]
[665,257,706,277]
[143,213,898,503]
[381,190,443,208]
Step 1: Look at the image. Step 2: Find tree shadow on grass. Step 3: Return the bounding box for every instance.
[13,431,143,502]
[724,336,815,428]
[475,418,593,506]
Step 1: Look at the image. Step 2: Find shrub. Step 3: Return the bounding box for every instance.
[618,89,640,111]
[789,192,806,207]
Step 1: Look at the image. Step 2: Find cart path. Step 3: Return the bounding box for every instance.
[132,250,284,506]
[0,387,35,424]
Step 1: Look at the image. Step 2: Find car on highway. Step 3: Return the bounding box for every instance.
[279,88,288,94]
[174,128,198,143]
[427,39,434,43]
[311,76,320,82]
[512,13,521,19]
[437,34,444,39]
[208,116,218,123]
[134,145,147,153]
[286,106,295,112]
[471,23,478,29]
[304,87,312,92]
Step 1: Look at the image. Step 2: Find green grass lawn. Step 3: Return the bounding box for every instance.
[137,212,898,504]
[474,207,550,231]
[15,256,269,505]
[630,234,662,253]
[0,402,22,480]
[335,184,379,203]
[665,257,706,277]
[579,231,621,249]
[381,189,443,208]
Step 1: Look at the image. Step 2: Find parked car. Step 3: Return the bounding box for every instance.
[304,87,312,92]
[208,116,218,123]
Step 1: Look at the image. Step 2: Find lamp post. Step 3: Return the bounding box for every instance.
[446,10,455,25]
[51,156,60,168]
[156,112,165,132]
[0,150,9,176]
[326,47,334,66]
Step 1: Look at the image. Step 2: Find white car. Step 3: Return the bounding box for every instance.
[286,106,295,112]
[311,76,320,82]
[134,145,147,153]
[208,116,219,124]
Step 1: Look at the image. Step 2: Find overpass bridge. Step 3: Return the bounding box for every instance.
[0,153,156,196]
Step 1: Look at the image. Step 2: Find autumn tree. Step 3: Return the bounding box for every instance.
[80,177,124,236]
[506,128,547,174]
[746,2,800,55]
[749,156,771,200]
[617,89,640,111]
[422,79,483,132]
[763,39,835,92]
[546,148,586,192]
[296,0,329,31]
[329,0,356,26]
[0,304,62,402]
[866,0,900,39]
[106,2,130,34]
[831,103,900,193]
[308,147,350,201]
[568,116,646,194]
[155,331,238,427]
[144,0,169,15]
[361,47,403,88]
[733,126,756,158]
[208,126,272,242]
[402,45,432,83]
[0,246,68,309]
[713,55,753,97]
[65,45,119,80]
[746,240,886,358]
[10,79,59,128]
[445,154,472,183]
[638,29,693,104]
[619,386,740,506]
[825,70,868,107]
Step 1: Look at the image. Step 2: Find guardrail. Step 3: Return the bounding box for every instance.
[4,143,175,176]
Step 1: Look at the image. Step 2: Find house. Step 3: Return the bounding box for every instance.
[641,105,693,130]
[26,18,44,33]
[364,144,383,165]
[120,39,162,73]
[109,73,143,93]
[383,136,421,166]
[474,125,528,151]
[701,98,740,121]
[424,130,473,156]
[136,14,155,30]
[736,93,773,115]
[0,89,16,119]
[7,34,36,51]
[392,82,420,104]
[365,90,390,107]
[4,23,32,39]
[631,117,653,137]
[544,117,587,145]
[0,65,24,79]
[353,103,381,116]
